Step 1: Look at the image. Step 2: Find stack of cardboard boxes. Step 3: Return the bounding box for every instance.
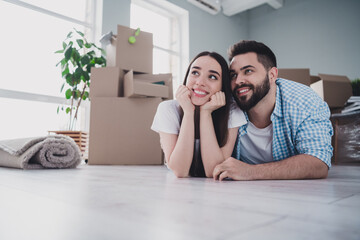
[88,25,172,165]
[278,68,353,110]
[278,69,356,164]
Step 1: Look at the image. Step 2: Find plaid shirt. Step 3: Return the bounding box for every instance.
[232,78,333,168]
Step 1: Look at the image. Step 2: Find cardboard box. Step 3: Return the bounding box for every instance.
[90,67,125,98]
[310,75,321,84]
[310,74,353,108]
[330,111,360,164]
[106,25,153,74]
[278,68,311,86]
[124,70,173,99]
[88,97,162,165]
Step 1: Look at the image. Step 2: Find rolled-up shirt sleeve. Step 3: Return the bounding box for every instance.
[294,101,333,168]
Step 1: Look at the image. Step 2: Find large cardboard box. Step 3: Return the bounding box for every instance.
[278,68,311,86]
[88,97,162,165]
[124,70,173,99]
[310,74,353,108]
[90,67,125,97]
[106,25,153,74]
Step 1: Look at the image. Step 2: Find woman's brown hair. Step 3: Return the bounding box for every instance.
[180,51,232,177]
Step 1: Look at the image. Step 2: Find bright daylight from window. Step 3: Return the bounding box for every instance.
[0,0,90,140]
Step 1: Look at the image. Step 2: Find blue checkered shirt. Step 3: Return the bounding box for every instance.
[232,78,333,168]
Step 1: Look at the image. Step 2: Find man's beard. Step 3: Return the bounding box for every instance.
[233,75,270,111]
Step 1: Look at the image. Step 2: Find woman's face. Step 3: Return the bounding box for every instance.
[185,56,222,106]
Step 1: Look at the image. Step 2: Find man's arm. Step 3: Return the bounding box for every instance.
[213,154,328,181]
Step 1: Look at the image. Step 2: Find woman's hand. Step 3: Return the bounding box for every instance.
[176,85,194,113]
[201,91,225,113]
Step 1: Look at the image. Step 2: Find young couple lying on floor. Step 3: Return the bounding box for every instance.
[151,40,333,181]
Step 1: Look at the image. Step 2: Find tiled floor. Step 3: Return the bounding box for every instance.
[0,164,359,240]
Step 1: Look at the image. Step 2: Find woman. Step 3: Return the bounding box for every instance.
[151,51,245,178]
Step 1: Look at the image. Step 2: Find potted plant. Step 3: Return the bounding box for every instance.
[52,29,106,158]
[55,28,106,130]
[351,78,360,96]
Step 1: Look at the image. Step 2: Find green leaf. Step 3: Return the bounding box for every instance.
[55,60,62,67]
[80,55,90,65]
[57,106,59,114]
[63,41,67,49]
[62,67,69,77]
[74,90,81,100]
[66,32,73,39]
[60,83,65,93]
[66,74,74,86]
[66,107,71,114]
[74,28,84,37]
[76,39,84,48]
[55,50,63,54]
[64,46,72,61]
[84,43,92,48]
[83,71,90,81]
[95,57,105,65]
[73,50,81,63]
[87,50,95,56]
[82,91,89,100]
[65,89,72,99]
[61,62,68,72]
[60,59,67,68]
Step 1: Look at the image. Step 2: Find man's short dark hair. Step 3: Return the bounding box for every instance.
[228,40,277,70]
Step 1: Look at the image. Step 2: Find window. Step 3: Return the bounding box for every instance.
[130,0,189,95]
[0,0,101,140]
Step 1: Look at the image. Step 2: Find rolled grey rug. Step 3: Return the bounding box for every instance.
[0,135,81,169]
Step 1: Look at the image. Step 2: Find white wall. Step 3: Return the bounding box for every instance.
[247,0,360,80]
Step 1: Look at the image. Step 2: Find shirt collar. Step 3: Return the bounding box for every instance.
[272,78,282,119]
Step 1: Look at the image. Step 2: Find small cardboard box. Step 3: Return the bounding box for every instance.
[106,25,153,74]
[124,70,173,99]
[90,67,125,98]
[88,97,162,165]
[310,74,353,108]
[278,68,311,86]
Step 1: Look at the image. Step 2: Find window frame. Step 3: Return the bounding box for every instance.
[0,0,103,131]
[130,0,189,92]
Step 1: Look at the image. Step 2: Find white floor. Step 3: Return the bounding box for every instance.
[0,164,359,240]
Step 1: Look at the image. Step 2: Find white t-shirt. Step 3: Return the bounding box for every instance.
[240,122,273,164]
[151,100,246,134]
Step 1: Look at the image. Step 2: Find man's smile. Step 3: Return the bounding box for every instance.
[237,87,251,97]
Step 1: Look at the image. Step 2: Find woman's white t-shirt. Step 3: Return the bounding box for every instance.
[151,100,246,134]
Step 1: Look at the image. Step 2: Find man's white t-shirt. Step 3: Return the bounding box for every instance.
[240,122,274,164]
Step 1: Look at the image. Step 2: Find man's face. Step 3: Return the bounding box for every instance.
[229,52,271,111]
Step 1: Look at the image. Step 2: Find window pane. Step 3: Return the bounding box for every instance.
[0,1,89,97]
[0,98,82,140]
[130,4,171,49]
[20,0,88,22]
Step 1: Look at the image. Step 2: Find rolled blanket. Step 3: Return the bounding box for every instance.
[0,135,81,169]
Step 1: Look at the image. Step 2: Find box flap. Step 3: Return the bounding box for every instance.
[278,68,310,86]
[318,74,350,83]
[124,70,173,99]
[90,67,125,97]
[310,75,321,84]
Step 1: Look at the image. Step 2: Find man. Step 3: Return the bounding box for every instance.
[213,40,333,181]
